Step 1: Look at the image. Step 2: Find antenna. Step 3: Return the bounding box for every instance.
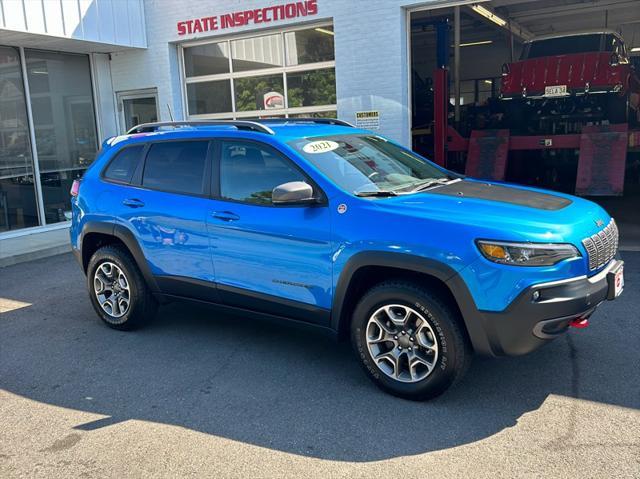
[167,103,174,122]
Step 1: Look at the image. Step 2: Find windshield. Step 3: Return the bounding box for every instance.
[524,34,602,59]
[289,134,452,195]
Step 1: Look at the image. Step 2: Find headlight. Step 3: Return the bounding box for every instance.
[476,240,580,266]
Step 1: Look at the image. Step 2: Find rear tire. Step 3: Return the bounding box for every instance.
[87,245,157,330]
[351,281,471,400]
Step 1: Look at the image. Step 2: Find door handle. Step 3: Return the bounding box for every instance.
[212,211,240,222]
[122,198,145,208]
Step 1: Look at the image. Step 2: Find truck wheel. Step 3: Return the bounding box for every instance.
[87,245,157,330]
[351,281,471,400]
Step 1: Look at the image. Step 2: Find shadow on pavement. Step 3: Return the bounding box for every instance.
[1,252,638,461]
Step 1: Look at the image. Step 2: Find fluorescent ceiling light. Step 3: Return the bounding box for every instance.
[471,4,507,27]
[631,47,640,52]
[314,27,334,36]
[458,40,493,47]
[484,79,493,84]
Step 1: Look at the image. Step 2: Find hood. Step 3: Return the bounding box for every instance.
[375,179,610,244]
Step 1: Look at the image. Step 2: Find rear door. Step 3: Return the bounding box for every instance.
[115,139,217,296]
[206,139,333,325]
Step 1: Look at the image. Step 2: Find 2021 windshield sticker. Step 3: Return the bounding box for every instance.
[303,140,339,154]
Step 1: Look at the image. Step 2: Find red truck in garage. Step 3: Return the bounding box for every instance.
[500,30,640,126]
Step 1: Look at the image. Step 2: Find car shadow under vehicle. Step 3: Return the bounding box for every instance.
[0,253,638,462]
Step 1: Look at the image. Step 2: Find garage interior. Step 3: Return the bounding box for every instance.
[410,0,640,247]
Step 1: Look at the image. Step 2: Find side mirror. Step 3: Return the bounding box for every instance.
[272,181,317,205]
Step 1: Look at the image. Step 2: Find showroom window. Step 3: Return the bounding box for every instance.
[0,46,98,233]
[182,24,336,119]
[26,50,98,226]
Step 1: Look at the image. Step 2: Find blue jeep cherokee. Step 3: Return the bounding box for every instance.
[70,118,624,400]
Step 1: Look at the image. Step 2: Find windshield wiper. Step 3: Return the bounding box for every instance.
[355,190,398,197]
[407,178,454,193]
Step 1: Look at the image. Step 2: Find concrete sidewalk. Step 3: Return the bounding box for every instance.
[0,226,70,268]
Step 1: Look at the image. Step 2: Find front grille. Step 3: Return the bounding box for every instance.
[582,219,618,271]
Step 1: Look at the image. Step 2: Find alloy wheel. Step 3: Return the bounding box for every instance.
[365,304,439,383]
[93,261,131,321]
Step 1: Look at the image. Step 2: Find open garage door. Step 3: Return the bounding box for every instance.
[410,0,640,248]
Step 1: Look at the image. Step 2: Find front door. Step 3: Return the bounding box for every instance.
[117,89,159,133]
[207,139,333,325]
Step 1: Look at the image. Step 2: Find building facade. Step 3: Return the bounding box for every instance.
[0,0,442,237]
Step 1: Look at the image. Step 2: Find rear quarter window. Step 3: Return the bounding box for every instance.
[103,145,144,183]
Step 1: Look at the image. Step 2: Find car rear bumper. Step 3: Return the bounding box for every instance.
[453,259,623,357]
[500,85,623,101]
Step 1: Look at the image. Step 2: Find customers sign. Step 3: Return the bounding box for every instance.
[177,0,318,36]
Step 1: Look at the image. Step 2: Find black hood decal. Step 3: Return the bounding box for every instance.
[428,181,572,211]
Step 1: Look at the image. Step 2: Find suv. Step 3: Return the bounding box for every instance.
[70,119,624,400]
[501,30,640,125]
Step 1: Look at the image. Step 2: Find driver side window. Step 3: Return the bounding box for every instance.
[219,141,306,205]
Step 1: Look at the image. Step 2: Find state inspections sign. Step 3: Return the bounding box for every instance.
[355,111,380,130]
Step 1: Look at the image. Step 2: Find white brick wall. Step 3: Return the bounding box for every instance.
[108,0,441,145]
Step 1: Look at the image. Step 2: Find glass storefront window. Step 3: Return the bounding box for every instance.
[289,110,337,118]
[183,42,230,77]
[234,74,284,112]
[285,26,335,66]
[187,80,232,115]
[287,68,336,108]
[231,34,283,72]
[0,46,39,232]
[183,24,336,119]
[25,49,98,225]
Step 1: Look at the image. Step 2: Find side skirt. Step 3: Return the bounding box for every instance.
[154,275,332,328]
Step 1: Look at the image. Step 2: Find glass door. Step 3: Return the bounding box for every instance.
[117,89,159,133]
[0,46,40,232]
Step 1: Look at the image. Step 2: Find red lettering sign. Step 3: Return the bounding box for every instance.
[176,0,318,36]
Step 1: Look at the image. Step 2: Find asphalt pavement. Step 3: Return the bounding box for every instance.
[1,252,639,478]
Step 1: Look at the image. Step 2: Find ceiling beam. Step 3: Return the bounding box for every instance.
[465,4,534,41]
[509,0,640,22]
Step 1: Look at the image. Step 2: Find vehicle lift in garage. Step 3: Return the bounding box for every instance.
[429,11,640,196]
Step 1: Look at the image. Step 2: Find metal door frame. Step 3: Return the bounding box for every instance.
[116,88,159,133]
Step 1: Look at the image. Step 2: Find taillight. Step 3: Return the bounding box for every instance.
[70,179,81,197]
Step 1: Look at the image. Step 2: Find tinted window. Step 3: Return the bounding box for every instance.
[104,146,144,183]
[220,141,305,205]
[289,134,449,195]
[142,141,208,195]
[525,34,602,59]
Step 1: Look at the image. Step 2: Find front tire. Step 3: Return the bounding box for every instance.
[87,245,157,330]
[351,281,471,400]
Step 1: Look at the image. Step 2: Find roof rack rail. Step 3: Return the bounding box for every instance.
[258,118,355,128]
[127,120,275,135]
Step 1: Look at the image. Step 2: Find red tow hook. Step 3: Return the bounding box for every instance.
[569,318,589,329]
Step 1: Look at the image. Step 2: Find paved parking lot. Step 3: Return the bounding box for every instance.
[1,252,639,478]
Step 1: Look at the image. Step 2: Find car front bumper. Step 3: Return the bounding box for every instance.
[455,259,623,357]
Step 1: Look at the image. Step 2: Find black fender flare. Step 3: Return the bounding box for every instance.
[331,251,493,356]
[79,221,160,293]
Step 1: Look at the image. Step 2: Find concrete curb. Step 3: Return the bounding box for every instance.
[0,244,71,268]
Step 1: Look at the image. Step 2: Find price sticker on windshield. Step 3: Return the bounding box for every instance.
[303,140,339,154]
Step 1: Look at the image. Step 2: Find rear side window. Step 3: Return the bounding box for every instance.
[524,34,602,59]
[142,141,209,195]
[103,145,144,183]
